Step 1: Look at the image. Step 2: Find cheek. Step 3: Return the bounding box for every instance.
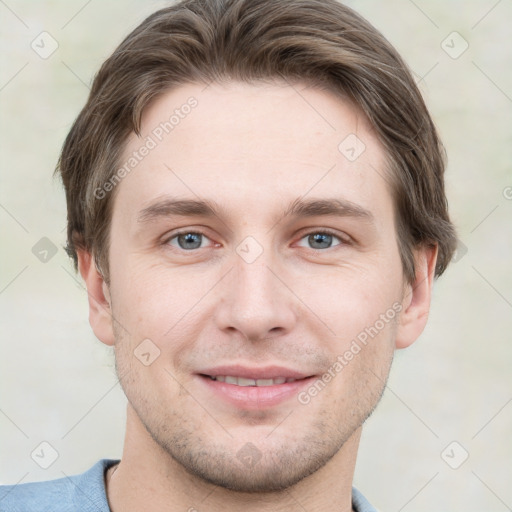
[109,261,214,369]
[311,266,401,332]
[308,267,402,386]
[110,259,175,325]
[329,316,396,402]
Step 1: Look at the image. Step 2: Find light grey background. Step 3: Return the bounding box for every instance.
[1,1,511,510]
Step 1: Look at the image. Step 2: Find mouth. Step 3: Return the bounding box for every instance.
[196,365,316,409]
[202,375,302,386]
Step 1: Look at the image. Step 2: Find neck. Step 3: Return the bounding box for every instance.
[106,405,360,512]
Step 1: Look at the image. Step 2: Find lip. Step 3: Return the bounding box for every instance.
[197,364,311,380]
[196,365,316,409]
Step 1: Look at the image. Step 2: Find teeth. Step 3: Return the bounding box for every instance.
[256,378,275,386]
[270,377,287,385]
[209,375,298,386]
[237,377,256,387]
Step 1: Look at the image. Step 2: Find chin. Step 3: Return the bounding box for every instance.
[170,446,332,494]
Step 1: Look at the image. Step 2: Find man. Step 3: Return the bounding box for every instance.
[0,0,456,510]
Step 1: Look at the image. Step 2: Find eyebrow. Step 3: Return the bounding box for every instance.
[136,196,374,225]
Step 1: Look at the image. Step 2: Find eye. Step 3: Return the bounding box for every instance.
[166,231,211,250]
[296,230,345,250]
[164,229,348,252]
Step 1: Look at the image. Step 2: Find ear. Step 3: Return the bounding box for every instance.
[77,249,115,346]
[395,244,438,349]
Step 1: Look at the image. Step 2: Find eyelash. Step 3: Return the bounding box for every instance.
[162,228,350,252]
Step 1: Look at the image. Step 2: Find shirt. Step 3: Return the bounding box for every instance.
[0,459,377,511]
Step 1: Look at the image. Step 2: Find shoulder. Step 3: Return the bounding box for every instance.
[352,486,379,512]
[0,459,119,512]
[0,476,72,512]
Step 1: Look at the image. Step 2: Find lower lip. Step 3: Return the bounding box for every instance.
[197,375,316,409]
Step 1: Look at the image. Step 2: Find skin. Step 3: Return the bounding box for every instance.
[78,81,437,512]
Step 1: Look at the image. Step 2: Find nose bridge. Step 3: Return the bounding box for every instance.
[235,254,278,308]
[214,240,297,340]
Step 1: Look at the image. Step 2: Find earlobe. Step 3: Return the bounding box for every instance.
[395,244,438,349]
[77,249,116,346]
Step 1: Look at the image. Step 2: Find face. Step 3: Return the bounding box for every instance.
[98,81,412,492]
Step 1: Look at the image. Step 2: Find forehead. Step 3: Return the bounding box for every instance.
[113,81,392,226]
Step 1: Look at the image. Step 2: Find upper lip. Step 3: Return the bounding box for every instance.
[197,365,313,380]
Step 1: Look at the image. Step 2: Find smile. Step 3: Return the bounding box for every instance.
[206,375,299,386]
[198,373,315,409]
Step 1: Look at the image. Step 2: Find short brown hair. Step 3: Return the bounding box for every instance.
[57,0,457,285]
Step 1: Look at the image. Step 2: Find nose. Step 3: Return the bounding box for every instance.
[213,249,298,342]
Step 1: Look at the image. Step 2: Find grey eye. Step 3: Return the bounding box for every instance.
[297,232,342,250]
[171,232,205,250]
[308,233,334,249]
